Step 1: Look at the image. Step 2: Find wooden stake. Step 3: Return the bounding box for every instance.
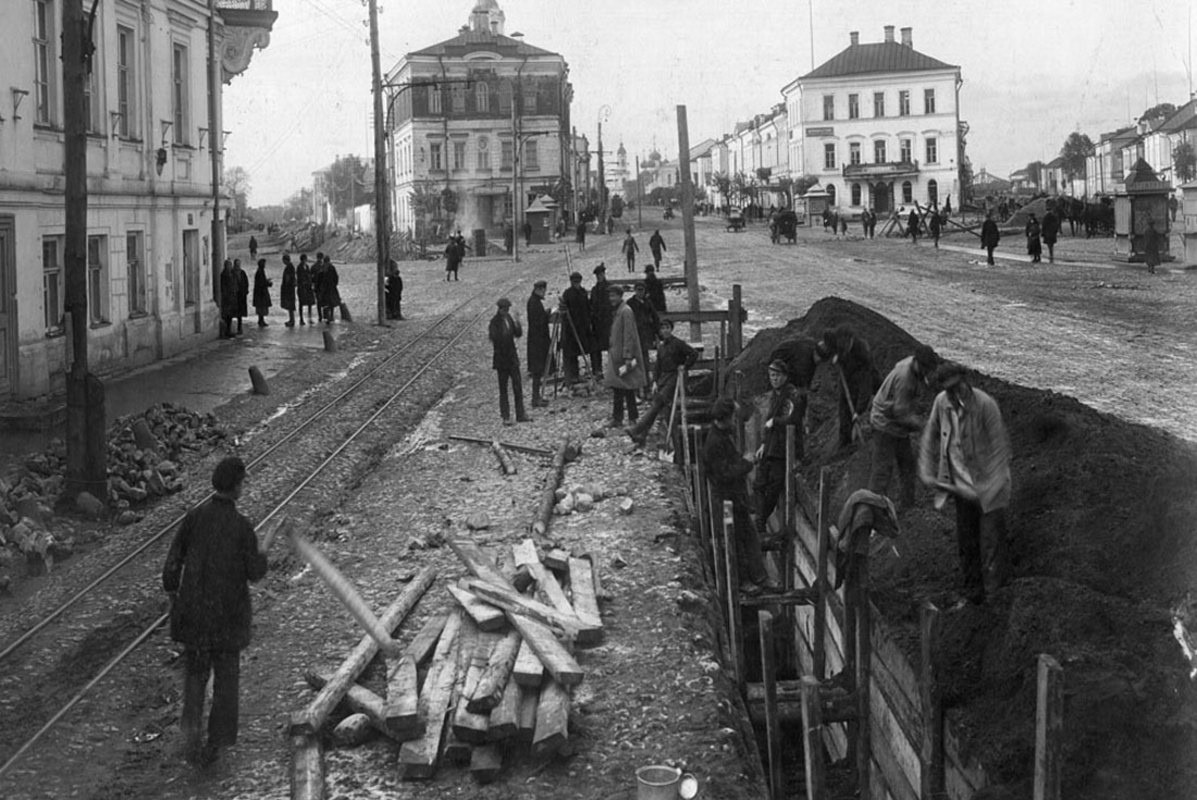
[491,439,517,475]
[290,716,325,800]
[290,565,436,736]
[448,434,553,457]
[920,603,945,799]
[801,676,826,800]
[813,467,831,681]
[1034,654,1063,800]
[723,500,742,686]
[759,611,783,800]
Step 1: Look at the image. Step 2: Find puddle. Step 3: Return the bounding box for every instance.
[389,388,458,458]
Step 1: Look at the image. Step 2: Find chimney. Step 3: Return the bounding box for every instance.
[849,31,859,46]
[900,27,912,47]
[883,25,895,43]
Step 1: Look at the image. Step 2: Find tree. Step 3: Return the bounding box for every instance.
[1058,132,1094,181]
[223,166,251,223]
[327,155,370,217]
[755,166,772,184]
[440,187,458,216]
[791,174,820,197]
[282,187,312,221]
[1140,103,1177,124]
[1175,141,1197,184]
[710,172,732,207]
[1025,160,1045,189]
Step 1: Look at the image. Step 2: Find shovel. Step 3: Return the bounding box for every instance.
[836,366,869,443]
[658,376,684,462]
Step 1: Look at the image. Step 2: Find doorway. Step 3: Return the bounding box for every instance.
[0,216,16,396]
[182,229,201,334]
[872,182,891,214]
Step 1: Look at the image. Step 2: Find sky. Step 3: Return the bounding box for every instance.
[225,0,1195,206]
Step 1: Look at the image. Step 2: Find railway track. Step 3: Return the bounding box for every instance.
[0,258,552,791]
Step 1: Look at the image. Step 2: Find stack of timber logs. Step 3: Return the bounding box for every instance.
[290,537,606,797]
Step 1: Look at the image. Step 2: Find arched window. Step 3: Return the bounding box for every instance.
[927,179,939,206]
[476,82,490,113]
[851,183,862,206]
[826,184,837,206]
[901,181,913,203]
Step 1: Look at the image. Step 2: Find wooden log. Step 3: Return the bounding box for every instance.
[488,679,522,741]
[453,630,496,744]
[531,434,572,538]
[442,730,472,766]
[506,611,584,687]
[802,676,826,800]
[532,677,570,756]
[289,529,404,657]
[920,603,944,799]
[383,656,420,736]
[398,610,463,780]
[543,548,569,571]
[468,628,522,713]
[513,636,546,688]
[491,439,517,475]
[447,434,553,457]
[759,611,783,800]
[567,557,601,629]
[447,582,507,632]
[1034,654,1063,800]
[470,743,503,783]
[449,537,517,589]
[304,670,422,742]
[397,610,449,667]
[332,713,375,747]
[249,365,271,395]
[518,684,539,743]
[580,552,612,602]
[290,715,324,800]
[462,577,585,641]
[290,565,437,736]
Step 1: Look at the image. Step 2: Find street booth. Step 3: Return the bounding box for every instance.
[524,195,559,245]
[1114,158,1172,262]
[1182,181,1197,267]
[800,186,830,226]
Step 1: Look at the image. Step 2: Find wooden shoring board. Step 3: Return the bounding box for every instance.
[463,577,588,642]
[467,628,523,713]
[447,581,508,632]
[452,630,499,744]
[488,678,522,741]
[517,685,539,743]
[532,677,570,756]
[506,611,584,687]
[513,635,546,687]
[290,718,324,800]
[566,556,602,632]
[398,610,463,780]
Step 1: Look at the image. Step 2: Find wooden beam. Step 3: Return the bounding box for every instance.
[290,565,437,736]
[468,628,522,713]
[514,539,575,617]
[398,610,463,780]
[722,499,743,686]
[304,670,422,741]
[452,630,496,744]
[660,309,745,324]
[543,548,570,572]
[447,582,507,632]
[517,685,539,744]
[813,467,831,681]
[447,434,553,457]
[382,656,420,736]
[580,552,612,602]
[759,611,783,800]
[506,611,584,687]
[462,577,586,641]
[449,537,514,589]
[532,677,570,756]
[802,676,826,800]
[290,716,324,800]
[1034,654,1063,800]
[488,679,522,741]
[491,439,517,475]
[531,434,572,538]
[398,610,449,667]
[470,743,503,783]
[567,556,601,630]
[442,729,471,766]
[513,635,546,688]
[919,603,944,799]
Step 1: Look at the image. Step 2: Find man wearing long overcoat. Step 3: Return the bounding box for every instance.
[526,280,552,407]
[219,260,238,338]
[589,263,613,374]
[234,259,249,334]
[489,298,529,425]
[603,284,646,426]
[980,212,1000,265]
[560,271,592,385]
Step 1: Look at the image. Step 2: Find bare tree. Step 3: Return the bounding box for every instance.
[223,166,251,225]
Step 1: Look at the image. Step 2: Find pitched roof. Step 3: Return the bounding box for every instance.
[1158,99,1197,133]
[409,30,557,58]
[800,41,956,80]
[689,138,716,160]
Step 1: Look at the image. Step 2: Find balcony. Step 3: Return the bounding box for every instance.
[843,160,919,179]
[216,0,278,84]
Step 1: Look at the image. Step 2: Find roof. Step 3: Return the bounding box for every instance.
[1159,99,1197,134]
[800,41,956,80]
[409,29,557,58]
[689,139,716,160]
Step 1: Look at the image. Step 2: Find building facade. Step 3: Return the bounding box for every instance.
[0,0,274,399]
[784,26,963,214]
[386,1,572,242]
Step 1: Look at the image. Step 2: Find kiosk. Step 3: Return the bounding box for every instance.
[1113,158,1172,262]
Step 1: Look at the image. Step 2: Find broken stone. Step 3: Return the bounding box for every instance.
[75,491,106,519]
[618,497,635,515]
[116,510,142,525]
[610,554,627,569]
[465,512,491,531]
[574,493,594,513]
[132,419,160,453]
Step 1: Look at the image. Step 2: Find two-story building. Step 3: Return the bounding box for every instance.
[386,1,572,242]
[0,0,275,399]
[783,25,963,214]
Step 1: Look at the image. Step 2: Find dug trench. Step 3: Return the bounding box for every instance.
[724,296,1197,798]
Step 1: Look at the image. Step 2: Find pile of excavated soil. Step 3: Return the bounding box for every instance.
[728,296,1197,798]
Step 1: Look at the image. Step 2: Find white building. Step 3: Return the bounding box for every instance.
[0,0,275,399]
[783,25,963,214]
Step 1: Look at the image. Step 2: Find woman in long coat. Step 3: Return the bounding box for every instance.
[280,255,297,327]
[252,259,272,327]
[219,259,238,338]
[296,255,315,325]
[603,284,646,427]
[234,259,249,334]
[318,258,340,324]
[1025,213,1042,263]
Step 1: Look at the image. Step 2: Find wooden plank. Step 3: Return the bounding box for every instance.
[801,676,826,800]
[447,582,508,632]
[453,630,497,744]
[567,557,602,632]
[660,309,737,323]
[513,635,546,688]
[442,729,472,765]
[398,610,463,780]
[870,661,922,798]
[449,537,515,589]
[920,603,944,799]
[398,610,449,667]
[506,611,584,687]
[467,628,522,712]
[382,656,420,736]
[532,677,570,756]
[813,467,831,681]
[290,717,324,800]
[304,670,422,742]
[488,679,522,741]
[759,611,783,800]
[543,548,569,571]
[945,721,989,796]
[1035,654,1063,800]
[470,743,503,783]
[291,565,437,736]
[463,577,587,642]
[580,551,611,602]
[518,685,539,744]
[722,498,743,686]
[514,539,601,637]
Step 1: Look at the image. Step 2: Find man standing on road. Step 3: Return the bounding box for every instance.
[234,259,249,335]
[1041,204,1061,264]
[918,362,1012,606]
[648,229,666,269]
[868,344,940,509]
[626,282,659,398]
[604,284,645,427]
[929,207,942,249]
[644,265,667,313]
[627,318,696,446]
[489,298,531,425]
[818,325,879,448]
[385,259,404,321]
[526,280,552,408]
[575,217,587,251]
[560,271,592,385]
[1025,213,1042,263]
[907,208,921,243]
[753,359,802,548]
[589,263,613,375]
[702,399,780,596]
[621,228,640,273]
[219,259,238,339]
[163,456,268,767]
[981,212,1000,265]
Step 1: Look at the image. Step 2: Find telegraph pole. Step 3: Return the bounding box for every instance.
[676,105,700,342]
[511,83,520,263]
[63,0,107,500]
[368,0,389,325]
[636,155,642,227]
[596,121,606,226]
[208,0,224,304]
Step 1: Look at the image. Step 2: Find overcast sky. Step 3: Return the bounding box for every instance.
[225,0,1194,205]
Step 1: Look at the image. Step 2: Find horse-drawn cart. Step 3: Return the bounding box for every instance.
[726,207,746,232]
[770,210,799,244]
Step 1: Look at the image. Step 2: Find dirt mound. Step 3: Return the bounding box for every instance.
[1006,196,1058,230]
[730,296,1197,798]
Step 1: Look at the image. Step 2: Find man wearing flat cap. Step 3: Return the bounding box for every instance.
[526,280,552,408]
[560,271,592,385]
[869,343,940,508]
[489,297,530,425]
[753,359,803,547]
[589,263,613,375]
[604,283,645,427]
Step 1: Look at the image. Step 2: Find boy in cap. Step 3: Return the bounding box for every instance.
[488,298,531,425]
[753,359,803,547]
[868,343,940,508]
[817,325,879,448]
[627,318,696,446]
[702,399,779,595]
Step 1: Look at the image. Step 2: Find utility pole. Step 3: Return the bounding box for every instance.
[511,81,520,263]
[636,155,642,228]
[208,0,223,305]
[64,0,107,500]
[368,0,389,324]
[597,121,606,226]
[676,105,700,342]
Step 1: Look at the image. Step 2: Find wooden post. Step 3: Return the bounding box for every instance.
[801,676,826,800]
[723,500,742,686]
[676,105,701,343]
[707,477,726,629]
[531,434,572,539]
[855,555,873,799]
[728,283,744,357]
[368,0,389,325]
[693,425,707,547]
[1034,654,1063,800]
[780,425,797,674]
[920,603,945,799]
[290,716,325,800]
[679,371,692,487]
[812,467,832,680]
[759,611,783,800]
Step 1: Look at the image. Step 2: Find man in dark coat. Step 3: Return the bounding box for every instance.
[907,208,920,243]
[219,259,238,338]
[280,255,296,327]
[252,259,272,327]
[311,252,326,322]
[489,297,530,425]
[234,259,249,334]
[980,212,1000,265]
[560,271,592,385]
[385,259,404,320]
[818,325,880,448]
[445,239,461,281]
[648,229,666,268]
[767,336,823,460]
[163,457,268,766]
[1041,205,1060,263]
[626,282,659,396]
[868,344,940,509]
[1025,213,1042,263]
[248,235,258,259]
[526,280,551,407]
[929,208,942,249]
[702,399,779,596]
[575,218,587,251]
[319,256,341,323]
[644,265,667,313]
[589,263,612,375]
[627,318,696,446]
[753,359,803,546]
[523,220,533,247]
[621,228,639,273]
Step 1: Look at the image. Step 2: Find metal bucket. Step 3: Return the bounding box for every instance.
[635,765,698,799]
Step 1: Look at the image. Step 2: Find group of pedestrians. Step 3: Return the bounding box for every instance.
[219,251,343,336]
